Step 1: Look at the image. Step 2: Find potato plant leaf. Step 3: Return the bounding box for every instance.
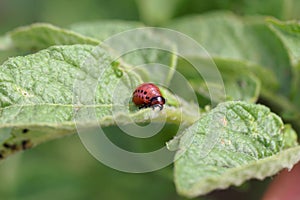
[171,101,300,198]
[0,44,197,160]
[267,18,300,108]
[69,20,144,41]
[9,23,99,51]
[168,11,292,94]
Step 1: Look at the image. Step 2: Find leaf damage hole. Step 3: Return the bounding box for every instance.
[3,143,18,151]
[3,143,10,148]
[22,128,29,134]
[22,140,33,150]
[16,87,33,97]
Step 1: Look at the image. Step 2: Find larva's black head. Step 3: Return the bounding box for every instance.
[150,96,165,110]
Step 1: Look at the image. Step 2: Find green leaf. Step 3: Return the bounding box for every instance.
[168,11,292,94]
[267,18,300,107]
[190,72,260,103]
[70,25,180,87]
[9,22,177,85]
[267,18,300,66]
[213,58,278,91]
[136,0,181,25]
[0,44,197,160]
[283,124,298,148]
[171,101,299,198]
[9,21,143,52]
[259,89,300,133]
[0,35,13,51]
[69,20,144,41]
[177,57,268,103]
[0,35,23,64]
[9,23,99,51]
[223,72,261,103]
[0,49,21,65]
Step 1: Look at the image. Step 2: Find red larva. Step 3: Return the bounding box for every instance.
[132,83,165,110]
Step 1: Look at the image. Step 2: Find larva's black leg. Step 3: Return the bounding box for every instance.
[152,104,163,110]
[139,104,149,109]
[139,105,145,109]
[139,103,153,109]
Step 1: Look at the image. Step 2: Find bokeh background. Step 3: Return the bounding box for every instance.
[1,0,300,200]
[1,0,300,34]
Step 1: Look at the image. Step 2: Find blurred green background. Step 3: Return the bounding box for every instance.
[1,0,300,34]
[1,0,300,200]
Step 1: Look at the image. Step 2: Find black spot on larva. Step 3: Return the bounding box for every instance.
[144,91,147,95]
[137,90,140,92]
[141,90,144,93]
[146,96,150,99]
[22,128,29,134]
[22,140,32,150]
[0,153,3,159]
